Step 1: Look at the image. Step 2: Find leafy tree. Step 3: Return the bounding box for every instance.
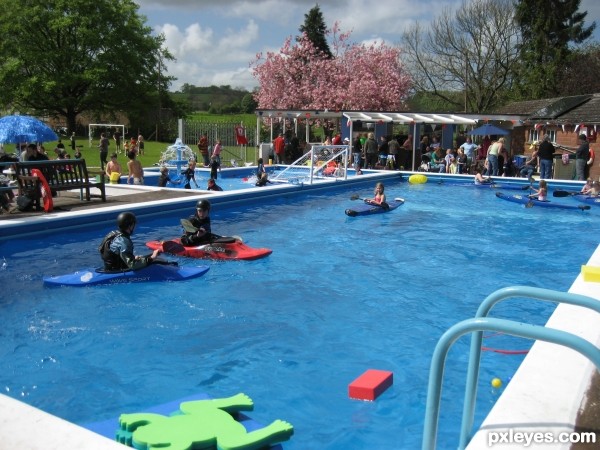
[240,93,258,113]
[401,0,520,113]
[514,0,596,99]
[299,4,332,59]
[0,0,173,133]
[251,24,412,110]
[555,42,600,95]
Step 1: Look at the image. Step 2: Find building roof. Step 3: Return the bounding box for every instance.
[495,94,600,125]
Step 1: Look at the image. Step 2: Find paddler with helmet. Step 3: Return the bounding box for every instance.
[99,211,161,271]
[181,199,216,246]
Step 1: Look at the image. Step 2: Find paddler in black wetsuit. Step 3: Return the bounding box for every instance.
[100,211,161,271]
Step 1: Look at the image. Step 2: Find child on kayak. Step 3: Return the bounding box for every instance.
[529,179,548,201]
[581,178,593,195]
[365,182,388,209]
[474,168,492,185]
[181,200,215,246]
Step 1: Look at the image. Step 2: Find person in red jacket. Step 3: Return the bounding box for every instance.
[273,133,285,164]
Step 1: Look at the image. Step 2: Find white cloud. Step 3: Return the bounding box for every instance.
[142,0,600,92]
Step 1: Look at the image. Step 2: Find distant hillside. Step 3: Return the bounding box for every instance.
[171,84,257,114]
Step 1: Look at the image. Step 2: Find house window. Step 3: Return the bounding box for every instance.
[546,129,557,143]
[529,128,540,143]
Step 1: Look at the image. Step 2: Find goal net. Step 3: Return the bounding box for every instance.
[88,124,126,150]
[270,144,349,184]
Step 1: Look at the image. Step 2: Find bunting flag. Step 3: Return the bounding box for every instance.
[561,124,565,133]
[234,125,248,145]
[574,124,580,133]
[534,123,543,130]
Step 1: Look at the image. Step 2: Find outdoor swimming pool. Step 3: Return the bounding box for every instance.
[142,165,355,191]
[0,180,596,449]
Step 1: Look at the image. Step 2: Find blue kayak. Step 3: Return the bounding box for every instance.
[495,192,590,211]
[572,195,600,207]
[345,198,405,217]
[43,263,210,287]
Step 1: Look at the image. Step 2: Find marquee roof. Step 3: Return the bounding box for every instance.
[342,111,477,125]
[256,110,480,124]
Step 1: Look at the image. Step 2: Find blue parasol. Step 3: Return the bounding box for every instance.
[466,123,510,136]
[0,115,58,144]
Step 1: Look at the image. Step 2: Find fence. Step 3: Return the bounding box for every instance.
[182,120,257,166]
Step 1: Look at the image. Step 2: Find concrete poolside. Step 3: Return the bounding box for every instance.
[1,172,599,449]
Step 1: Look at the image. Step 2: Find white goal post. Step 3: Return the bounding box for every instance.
[88,124,126,149]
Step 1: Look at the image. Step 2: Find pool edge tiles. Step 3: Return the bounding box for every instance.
[0,393,124,449]
[465,245,600,450]
[0,170,401,240]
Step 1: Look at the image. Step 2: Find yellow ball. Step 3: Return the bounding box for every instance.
[491,378,502,388]
[409,174,427,184]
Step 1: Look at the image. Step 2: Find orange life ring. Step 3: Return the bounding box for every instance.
[31,168,54,212]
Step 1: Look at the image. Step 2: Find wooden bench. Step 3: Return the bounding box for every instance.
[15,159,106,210]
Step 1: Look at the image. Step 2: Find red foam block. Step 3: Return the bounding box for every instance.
[348,369,393,401]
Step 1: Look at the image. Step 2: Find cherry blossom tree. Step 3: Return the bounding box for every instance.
[251,24,412,111]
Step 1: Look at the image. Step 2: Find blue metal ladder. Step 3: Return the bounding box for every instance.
[422,285,600,450]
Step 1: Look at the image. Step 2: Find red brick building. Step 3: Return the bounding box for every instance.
[496,94,600,180]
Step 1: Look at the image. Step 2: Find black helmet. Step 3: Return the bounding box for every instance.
[196,199,211,211]
[117,211,137,231]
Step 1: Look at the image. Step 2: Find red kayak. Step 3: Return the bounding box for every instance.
[146,237,272,261]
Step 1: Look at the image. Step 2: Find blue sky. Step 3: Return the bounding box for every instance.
[137,0,600,92]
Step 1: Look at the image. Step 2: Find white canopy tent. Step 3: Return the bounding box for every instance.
[342,112,477,171]
[255,110,480,170]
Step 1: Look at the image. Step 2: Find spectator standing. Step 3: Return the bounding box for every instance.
[363,132,378,169]
[537,135,555,179]
[272,133,285,164]
[387,136,400,170]
[106,153,123,181]
[585,145,595,180]
[126,150,144,185]
[460,137,478,170]
[352,135,362,171]
[113,130,122,153]
[378,136,388,167]
[98,132,109,170]
[197,133,209,167]
[70,132,77,152]
[211,139,222,171]
[137,134,145,155]
[401,134,413,170]
[575,134,590,181]
[486,137,504,176]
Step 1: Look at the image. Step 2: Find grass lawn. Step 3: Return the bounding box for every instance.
[1,137,254,173]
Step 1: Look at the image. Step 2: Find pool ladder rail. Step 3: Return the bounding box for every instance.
[422,285,600,450]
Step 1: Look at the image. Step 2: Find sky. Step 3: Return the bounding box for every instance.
[137,0,600,93]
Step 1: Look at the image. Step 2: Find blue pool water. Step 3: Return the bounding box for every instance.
[0,181,597,449]
[143,165,356,191]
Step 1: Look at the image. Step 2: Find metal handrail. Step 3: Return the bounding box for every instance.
[460,286,600,449]
[422,286,600,450]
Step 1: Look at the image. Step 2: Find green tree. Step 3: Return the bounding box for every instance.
[402,0,520,113]
[240,93,258,113]
[514,0,596,99]
[298,4,333,59]
[556,42,600,95]
[0,0,173,134]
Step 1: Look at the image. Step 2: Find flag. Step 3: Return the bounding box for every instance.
[234,125,248,145]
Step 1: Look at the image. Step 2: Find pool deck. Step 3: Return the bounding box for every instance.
[1,172,600,449]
